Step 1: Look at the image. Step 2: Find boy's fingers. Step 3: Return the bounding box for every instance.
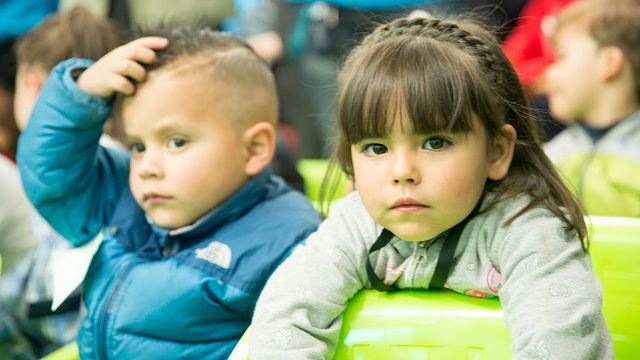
[130,46,160,65]
[128,37,168,62]
[78,37,168,98]
[116,60,147,83]
[130,36,169,50]
[112,36,167,65]
[112,75,136,96]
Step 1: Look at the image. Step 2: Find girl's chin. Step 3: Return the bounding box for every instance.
[389,228,442,242]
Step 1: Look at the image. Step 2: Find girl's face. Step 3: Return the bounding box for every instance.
[351,109,509,241]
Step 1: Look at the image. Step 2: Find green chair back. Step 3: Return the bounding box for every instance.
[296,158,349,207]
[228,215,640,359]
[39,342,78,360]
[587,216,640,359]
[335,290,510,359]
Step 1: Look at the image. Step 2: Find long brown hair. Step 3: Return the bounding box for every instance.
[322,16,587,248]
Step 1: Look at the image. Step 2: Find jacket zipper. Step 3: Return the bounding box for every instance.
[97,261,139,360]
[405,241,428,287]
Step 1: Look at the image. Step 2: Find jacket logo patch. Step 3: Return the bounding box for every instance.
[195,241,232,269]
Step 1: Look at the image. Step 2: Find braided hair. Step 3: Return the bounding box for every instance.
[323,16,587,247]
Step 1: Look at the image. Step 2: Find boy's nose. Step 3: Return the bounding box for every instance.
[137,153,163,179]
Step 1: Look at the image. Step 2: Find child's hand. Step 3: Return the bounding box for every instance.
[76,37,169,98]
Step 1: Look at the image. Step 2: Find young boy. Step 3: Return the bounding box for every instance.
[17,26,320,359]
[544,0,640,217]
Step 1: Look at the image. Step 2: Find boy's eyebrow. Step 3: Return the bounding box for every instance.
[125,119,185,139]
[149,124,189,138]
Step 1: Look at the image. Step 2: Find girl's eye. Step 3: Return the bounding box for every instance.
[423,137,449,151]
[168,138,187,149]
[363,143,387,156]
[129,143,145,154]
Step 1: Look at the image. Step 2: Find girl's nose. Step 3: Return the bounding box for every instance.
[391,151,420,185]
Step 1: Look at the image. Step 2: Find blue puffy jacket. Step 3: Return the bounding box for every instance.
[17,59,321,359]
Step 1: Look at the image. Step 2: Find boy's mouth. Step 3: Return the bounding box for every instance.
[143,193,172,204]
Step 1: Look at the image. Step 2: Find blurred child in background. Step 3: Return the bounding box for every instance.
[544,0,640,217]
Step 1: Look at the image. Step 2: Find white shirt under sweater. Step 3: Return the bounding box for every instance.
[250,191,613,359]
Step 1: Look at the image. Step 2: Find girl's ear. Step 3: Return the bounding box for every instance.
[242,121,276,176]
[487,124,516,181]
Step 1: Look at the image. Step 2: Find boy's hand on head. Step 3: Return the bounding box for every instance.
[76,37,169,98]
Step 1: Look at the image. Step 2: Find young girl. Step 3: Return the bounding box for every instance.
[249,16,613,359]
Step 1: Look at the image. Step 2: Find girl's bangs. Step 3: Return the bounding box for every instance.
[338,38,480,144]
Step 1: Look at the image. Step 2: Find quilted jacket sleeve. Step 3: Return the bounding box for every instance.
[17,58,131,246]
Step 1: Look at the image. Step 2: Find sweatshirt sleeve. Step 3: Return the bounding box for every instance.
[491,208,613,359]
[249,193,376,359]
[17,59,131,246]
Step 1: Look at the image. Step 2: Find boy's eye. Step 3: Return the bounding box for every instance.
[168,138,187,149]
[423,137,449,151]
[129,143,145,154]
[363,143,387,156]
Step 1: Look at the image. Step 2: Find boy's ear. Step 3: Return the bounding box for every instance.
[599,46,625,81]
[242,121,276,176]
[487,124,516,181]
[23,71,45,100]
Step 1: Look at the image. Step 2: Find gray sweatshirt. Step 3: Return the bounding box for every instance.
[249,191,613,359]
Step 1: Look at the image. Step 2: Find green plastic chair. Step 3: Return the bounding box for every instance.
[228,290,510,360]
[587,215,640,359]
[334,290,510,359]
[296,158,349,209]
[228,215,640,359]
[39,341,78,360]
